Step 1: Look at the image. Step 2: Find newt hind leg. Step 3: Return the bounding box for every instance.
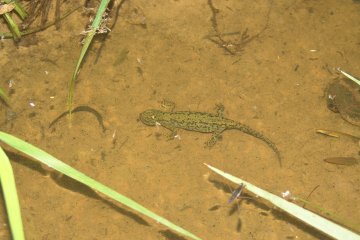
[161,99,176,112]
[205,127,226,147]
[165,126,179,140]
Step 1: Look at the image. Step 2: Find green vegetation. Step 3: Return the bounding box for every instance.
[0,0,27,40]
[0,2,81,39]
[67,0,111,114]
[0,131,201,240]
[0,145,24,240]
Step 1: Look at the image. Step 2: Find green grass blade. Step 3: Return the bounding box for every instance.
[0,5,81,40]
[205,163,360,240]
[0,131,201,240]
[67,0,111,112]
[3,12,21,40]
[13,2,27,19]
[3,0,27,19]
[0,147,25,240]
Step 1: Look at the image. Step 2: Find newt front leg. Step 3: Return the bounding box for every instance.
[215,104,225,117]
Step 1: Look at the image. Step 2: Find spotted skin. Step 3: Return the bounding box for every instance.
[140,106,281,166]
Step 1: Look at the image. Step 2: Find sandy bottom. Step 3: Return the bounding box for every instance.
[0,0,359,239]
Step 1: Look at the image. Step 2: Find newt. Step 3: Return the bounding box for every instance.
[139,104,281,166]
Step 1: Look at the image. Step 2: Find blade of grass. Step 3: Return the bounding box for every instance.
[67,0,111,113]
[337,68,360,86]
[0,131,201,240]
[204,163,360,240]
[0,147,25,240]
[0,5,81,39]
[13,2,27,19]
[3,0,27,19]
[3,12,21,40]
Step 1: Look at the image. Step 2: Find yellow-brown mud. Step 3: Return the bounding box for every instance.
[0,0,359,239]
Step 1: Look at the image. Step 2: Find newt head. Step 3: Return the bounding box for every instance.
[139,109,161,126]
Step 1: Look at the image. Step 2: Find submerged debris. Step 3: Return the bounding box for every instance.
[323,157,358,166]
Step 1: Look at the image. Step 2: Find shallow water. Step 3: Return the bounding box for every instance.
[1,0,359,239]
